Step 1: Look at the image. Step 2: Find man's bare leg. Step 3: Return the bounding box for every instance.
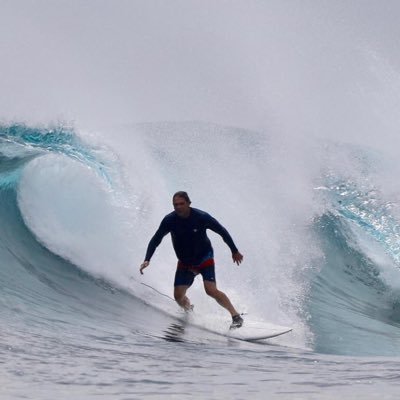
[174,285,192,311]
[203,281,239,317]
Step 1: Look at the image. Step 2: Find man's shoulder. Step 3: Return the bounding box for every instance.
[162,211,177,222]
[191,208,212,220]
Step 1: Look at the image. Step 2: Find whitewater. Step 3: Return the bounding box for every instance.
[2,1,400,399]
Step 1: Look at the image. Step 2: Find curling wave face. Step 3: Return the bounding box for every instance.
[2,122,400,356]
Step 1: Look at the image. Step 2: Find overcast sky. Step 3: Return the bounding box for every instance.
[1,0,400,148]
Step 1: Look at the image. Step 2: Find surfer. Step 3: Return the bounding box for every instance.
[140,191,244,328]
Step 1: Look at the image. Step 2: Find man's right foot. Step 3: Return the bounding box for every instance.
[230,314,243,329]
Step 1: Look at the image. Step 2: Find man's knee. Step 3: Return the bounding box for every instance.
[204,284,219,297]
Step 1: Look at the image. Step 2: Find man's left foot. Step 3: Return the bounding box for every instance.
[185,304,194,313]
[230,314,243,329]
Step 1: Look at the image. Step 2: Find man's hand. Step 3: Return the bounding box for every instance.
[232,251,243,265]
[140,261,150,275]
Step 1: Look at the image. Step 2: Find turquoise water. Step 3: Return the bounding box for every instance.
[2,125,400,399]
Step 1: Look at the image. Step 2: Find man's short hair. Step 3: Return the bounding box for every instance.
[173,191,191,204]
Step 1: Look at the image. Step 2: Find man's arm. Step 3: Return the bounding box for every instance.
[140,218,170,274]
[206,214,243,265]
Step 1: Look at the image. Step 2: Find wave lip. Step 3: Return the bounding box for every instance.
[0,123,112,184]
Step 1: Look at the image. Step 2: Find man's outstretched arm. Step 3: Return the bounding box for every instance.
[140,219,169,274]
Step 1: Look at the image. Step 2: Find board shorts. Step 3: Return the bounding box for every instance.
[174,254,216,287]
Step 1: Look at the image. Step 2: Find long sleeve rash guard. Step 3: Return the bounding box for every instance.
[144,208,238,265]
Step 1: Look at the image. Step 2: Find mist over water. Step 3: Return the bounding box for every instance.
[1,0,400,147]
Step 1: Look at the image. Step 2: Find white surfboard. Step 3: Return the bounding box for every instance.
[225,320,292,341]
[180,312,292,342]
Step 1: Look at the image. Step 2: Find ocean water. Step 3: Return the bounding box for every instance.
[2,122,400,400]
[3,1,400,399]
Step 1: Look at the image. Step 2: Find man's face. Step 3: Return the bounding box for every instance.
[173,196,191,218]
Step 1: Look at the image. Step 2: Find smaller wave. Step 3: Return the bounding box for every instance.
[308,187,400,356]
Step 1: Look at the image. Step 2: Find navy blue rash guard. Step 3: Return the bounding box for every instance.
[145,208,238,265]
